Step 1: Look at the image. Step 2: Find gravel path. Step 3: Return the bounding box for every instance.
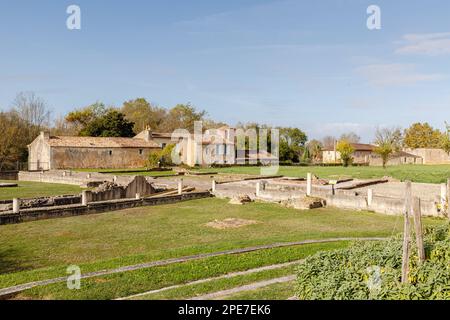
[0,237,384,297]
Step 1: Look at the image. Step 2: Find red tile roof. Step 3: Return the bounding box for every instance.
[46,136,160,148]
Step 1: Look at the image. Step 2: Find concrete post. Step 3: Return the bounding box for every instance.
[136,193,141,200]
[256,182,261,197]
[113,176,118,183]
[367,189,373,207]
[86,174,91,179]
[440,183,447,214]
[178,179,183,195]
[12,198,20,214]
[306,173,312,196]
[211,180,216,193]
[82,191,89,206]
[62,171,67,177]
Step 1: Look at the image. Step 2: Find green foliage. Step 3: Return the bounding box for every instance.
[278,127,308,162]
[336,140,354,167]
[80,110,135,137]
[147,144,176,168]
[296,223,450,300]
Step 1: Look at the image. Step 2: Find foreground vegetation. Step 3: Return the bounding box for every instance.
[1,198,442,299]
[196,164,450,184]
[0,180,83,200]
[296,223,450,300]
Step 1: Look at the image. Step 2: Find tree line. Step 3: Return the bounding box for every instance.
[1,91,449,170]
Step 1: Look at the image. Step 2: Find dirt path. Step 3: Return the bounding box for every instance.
[0,237,384,297]
[117,260,304,300]
[189,275,296,300]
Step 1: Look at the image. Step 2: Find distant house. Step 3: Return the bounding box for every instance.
[322,143,375,164]
[369,151,423,166]
[28,129,167,170]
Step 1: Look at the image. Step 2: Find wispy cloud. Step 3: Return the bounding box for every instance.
[356,63,445,86]
[395,32,450,56]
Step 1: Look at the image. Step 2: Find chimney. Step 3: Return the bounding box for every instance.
[143,125,152,142]
[40,131,50,140]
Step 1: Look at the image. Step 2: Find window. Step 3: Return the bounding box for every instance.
[139,149,143,155]
[161,143,167,149]
[109,150,112,156]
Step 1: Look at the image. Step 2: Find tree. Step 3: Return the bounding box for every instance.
[278,127,308,162]
[404,122,443,148]
[339,132,361,143]
[322,136,337,150]
[307,139,323,163]
[336,140,354,167]
[12,92,51,146]
[65,102,109,134]
[80,110,135,137]
[373,127,403,168]
[121,98,167,132]
[0,112,24,170]
[160,103,207,132]
[441,122,450,154]
[147,144,176,169]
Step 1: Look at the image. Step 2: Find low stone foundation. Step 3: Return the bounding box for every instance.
[0,171,18,180]
[0,191,212,225]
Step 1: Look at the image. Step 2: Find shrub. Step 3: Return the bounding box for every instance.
[296,223,450,300]
[147,144,176,169]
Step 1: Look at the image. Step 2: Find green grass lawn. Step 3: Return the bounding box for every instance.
[0,180,83,200]
[0,198,444,299]
[195,164,450,184]
[223,280,296,300]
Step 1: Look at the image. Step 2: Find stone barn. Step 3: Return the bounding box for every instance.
[28,130,164,170]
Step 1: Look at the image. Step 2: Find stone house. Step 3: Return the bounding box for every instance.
[404,148,450,164]
[28,129,166,170]
[369,151,423,166]
[322,143,375,164]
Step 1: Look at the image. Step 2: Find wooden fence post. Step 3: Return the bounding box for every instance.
[412,197,426,264]
[401,181,412,283]
[447,179,450,219]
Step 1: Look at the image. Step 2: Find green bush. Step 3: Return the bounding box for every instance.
[296,223,450,300]
[147,144,176,169]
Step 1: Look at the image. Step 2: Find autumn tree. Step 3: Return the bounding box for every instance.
[404,122,443,148]
[441,122,450,154]
[307,139,323,163]
[373,127,403,168]
[121,98,166,132]
[160,103,207,132]
[65,102,109,134]
[336,140,354,167]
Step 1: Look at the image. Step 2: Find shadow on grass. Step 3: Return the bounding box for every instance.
[0,248,29,274]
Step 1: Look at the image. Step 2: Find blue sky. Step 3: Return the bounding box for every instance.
[1,0,450,141]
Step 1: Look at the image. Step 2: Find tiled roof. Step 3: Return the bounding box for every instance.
[46,136,160,148]
[323,143,375,152]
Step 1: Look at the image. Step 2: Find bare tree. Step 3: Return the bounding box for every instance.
[12,92,51,142]
[322,136,337,150]
[339,132,361,143]
[373,127,403,168]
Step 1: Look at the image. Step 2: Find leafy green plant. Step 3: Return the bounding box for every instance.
[296,223,450,300]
